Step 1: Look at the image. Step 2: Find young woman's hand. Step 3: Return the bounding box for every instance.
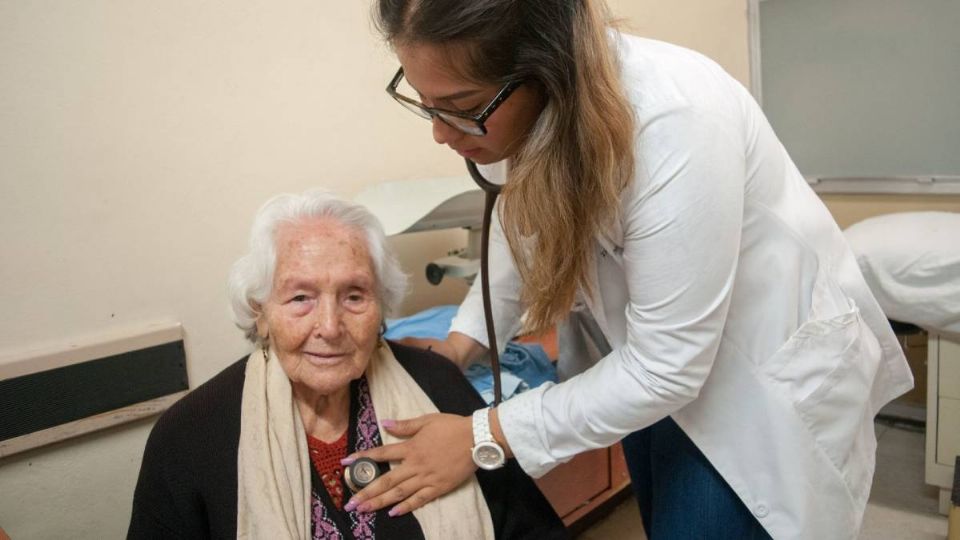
[343,413,476,516]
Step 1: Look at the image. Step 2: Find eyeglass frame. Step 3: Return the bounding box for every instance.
[386,67,523,136]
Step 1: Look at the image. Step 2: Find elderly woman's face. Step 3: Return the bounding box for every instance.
[261,217,382,396]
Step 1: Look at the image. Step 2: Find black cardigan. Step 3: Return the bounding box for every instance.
[127,341,567,539]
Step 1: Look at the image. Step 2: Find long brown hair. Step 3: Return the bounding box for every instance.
[376,0,635,334]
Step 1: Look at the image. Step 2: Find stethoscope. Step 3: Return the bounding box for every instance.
[345,159,505,494]
[465,158,505,406]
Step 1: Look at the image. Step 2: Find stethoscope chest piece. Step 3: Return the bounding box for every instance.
[344,457,381,493]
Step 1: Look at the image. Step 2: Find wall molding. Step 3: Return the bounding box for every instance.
[0,321,187,458]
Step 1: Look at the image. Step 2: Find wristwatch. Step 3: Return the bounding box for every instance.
[471,408,506,470]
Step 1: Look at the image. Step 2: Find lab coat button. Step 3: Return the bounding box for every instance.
[754,503,769,518]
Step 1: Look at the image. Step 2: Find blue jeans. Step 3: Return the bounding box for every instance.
[622,417,772,539]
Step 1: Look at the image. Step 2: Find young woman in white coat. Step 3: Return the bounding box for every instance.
[346,1,914,537]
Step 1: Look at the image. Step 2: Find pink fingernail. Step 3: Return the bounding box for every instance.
[380,419,397,429]
[340,456,356,466]
[388,506,401,517]
[344,498,358,512]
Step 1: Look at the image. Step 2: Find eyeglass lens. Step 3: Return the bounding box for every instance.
[393,75,484,136]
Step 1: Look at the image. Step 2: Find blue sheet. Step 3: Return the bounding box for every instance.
[386,305,558,404]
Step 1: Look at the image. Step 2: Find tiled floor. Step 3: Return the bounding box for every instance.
[860,420,948,539]
[577,420,949,539]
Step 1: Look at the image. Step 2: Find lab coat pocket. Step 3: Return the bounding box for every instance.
[763,301,877,474]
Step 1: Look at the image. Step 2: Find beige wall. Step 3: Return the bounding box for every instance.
[0,1,749,538]
[610,0,751,86]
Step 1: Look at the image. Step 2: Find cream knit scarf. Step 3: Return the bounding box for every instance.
[236,342,495,539]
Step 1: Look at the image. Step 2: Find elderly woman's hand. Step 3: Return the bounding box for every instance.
[343,413,477,516]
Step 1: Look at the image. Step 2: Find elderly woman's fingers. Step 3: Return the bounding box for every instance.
[344,413,476,514]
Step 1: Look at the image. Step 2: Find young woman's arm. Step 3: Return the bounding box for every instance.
[399,331,486,370]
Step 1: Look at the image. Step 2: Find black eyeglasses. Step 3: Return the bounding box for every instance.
[386,67,522,136]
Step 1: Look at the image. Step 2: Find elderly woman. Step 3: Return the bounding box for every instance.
[127,190,565,539]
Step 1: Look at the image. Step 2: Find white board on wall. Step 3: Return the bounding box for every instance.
[758,0,960,193]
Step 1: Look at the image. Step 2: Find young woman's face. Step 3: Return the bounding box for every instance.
[396,42,545,165]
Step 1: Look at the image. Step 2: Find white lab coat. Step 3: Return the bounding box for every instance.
[449,34,914,539]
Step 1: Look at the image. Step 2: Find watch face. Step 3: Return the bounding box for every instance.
[472,442,505,470]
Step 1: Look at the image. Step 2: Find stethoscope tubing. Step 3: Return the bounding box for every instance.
[465,159,504,406]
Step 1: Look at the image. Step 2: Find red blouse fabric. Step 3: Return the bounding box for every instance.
[307,431,348,509]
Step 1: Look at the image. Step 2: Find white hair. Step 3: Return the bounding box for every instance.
[228,189,409,342]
